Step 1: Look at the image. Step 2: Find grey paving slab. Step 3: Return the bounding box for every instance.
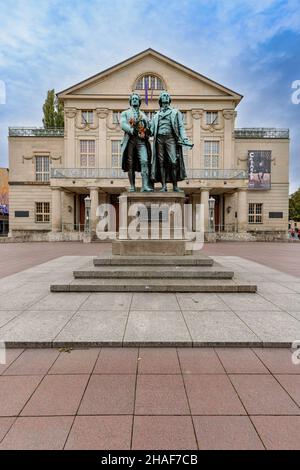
[283,283,300,293]
[176,293,230,311]
[131,293,180,311]
[182,310,261,346]
[256,282,296,295]
[79,293,132,311]
[54,310,128,346]
[30,293,89,311]
[0,311,24,329]
[0,287,48,310]
[258,293,300,312]
[0,254,300,347]
[0,310,76,346]
[235,310,300,345]
[123,310,191,346]
[218,293,281,311]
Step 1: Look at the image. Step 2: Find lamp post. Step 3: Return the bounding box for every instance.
[208,196,215,233]
[84,196,91,235]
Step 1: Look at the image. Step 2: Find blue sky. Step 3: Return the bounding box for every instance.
[0,0,299,192]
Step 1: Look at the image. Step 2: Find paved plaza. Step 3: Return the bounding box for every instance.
[0,242,300,449]
[0,347,300,450]
[0,249,300,346]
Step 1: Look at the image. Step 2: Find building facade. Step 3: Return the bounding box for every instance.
[8,49,289,241]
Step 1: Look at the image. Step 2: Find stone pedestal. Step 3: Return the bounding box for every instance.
[113,191,188,256]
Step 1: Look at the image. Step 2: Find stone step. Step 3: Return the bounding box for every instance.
[50,278,257,293]
[93,254,214,267]
[74,264,234,279]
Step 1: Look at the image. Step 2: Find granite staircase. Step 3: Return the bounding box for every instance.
[50,254,257,293]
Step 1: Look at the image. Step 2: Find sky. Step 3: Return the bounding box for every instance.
[0,0,299,192]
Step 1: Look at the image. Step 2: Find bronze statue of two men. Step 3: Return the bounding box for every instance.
[121,91,192,192]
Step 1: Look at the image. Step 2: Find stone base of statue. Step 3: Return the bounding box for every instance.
[113,192,189,256]
[50,190,257,293]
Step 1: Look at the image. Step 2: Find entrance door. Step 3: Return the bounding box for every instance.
[79,195,88,231]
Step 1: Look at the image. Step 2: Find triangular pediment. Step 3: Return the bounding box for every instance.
[58,49,242,102]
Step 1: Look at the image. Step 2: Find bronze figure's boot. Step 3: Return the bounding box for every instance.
[172,166,183,192]
[141,163,153,192]
[128,169,136,192]
[159,166,168,192]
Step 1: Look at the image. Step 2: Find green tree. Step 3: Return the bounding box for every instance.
[289,188,300,221]
[42,89,64,128]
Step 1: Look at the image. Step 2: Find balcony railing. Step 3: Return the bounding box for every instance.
[9,127,289,139]
[234,128,289,139]
[9,127,64,137]
[51,168,248,180]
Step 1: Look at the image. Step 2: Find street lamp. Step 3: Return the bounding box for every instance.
[208,196,215,233]
[84,195,91,234]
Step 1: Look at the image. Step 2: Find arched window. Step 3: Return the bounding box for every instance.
[135,74,164,91]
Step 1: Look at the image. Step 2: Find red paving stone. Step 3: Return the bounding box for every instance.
[132,416,197,450]
[275,375,300,407]
[137,348,181,374]
[193,416,264,450]
[230,374,300,415]
[0,416,73,450]
[0,376,42,416]
[78,375,136,415]
[0,242,299,278]
[253,348,300,374]
[65,416,132,450]
[251,416,300,450]
[0,347,299,449]
[3,348,59,376]
[94,348,138,374]
[215,348,269,374]
[178,349,225,374]
[0,417,15,441]
[184,375,245,415]
[49,348,100,375]
[21,375,89,416]
[135,375,189,415]
[0,349,24,375]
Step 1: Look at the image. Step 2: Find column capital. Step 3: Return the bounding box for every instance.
[191,109,204,120]
[65,107,77,119]
[222,109,236,120]
[96,108,109,119]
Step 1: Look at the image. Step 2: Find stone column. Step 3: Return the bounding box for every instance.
[64,108,77,168]
[51,187,62,232]
[200,188,210,234]
[90,186,99,234]
[237,188,248,232]
[191,110,202,170]
[96,108,109,167]
[223,110,236,169]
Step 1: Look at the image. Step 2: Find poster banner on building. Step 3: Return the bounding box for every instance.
[248,150,271,190]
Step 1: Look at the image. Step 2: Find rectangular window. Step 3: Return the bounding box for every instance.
[35,156,49,182]
[248,203,263,224]
[80,140,95,167]
[206,111,218,125]
[204,141,219,169]
[35,202,50,223]
[111,140,122,169]
[81,110,94,124]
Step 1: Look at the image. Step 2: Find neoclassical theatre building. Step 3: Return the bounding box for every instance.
[8,49,289,241]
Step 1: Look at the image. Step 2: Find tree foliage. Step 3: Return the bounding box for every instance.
[289,188,300,221]
[42,89,64,128]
